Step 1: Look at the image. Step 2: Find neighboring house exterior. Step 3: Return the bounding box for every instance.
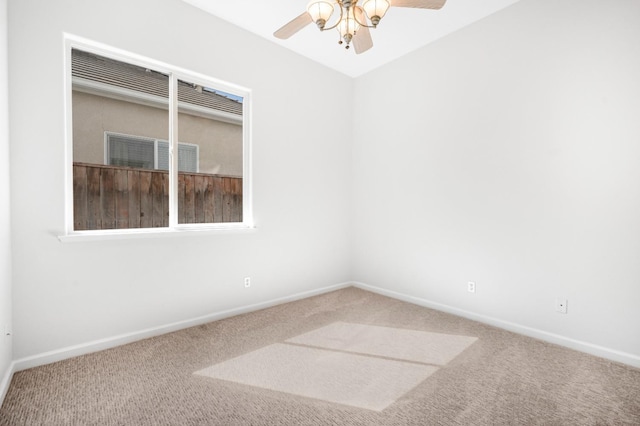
[72,49,243,177]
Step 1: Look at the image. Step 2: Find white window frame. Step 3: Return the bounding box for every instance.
[61,34,253,241]
[104,132,200,173]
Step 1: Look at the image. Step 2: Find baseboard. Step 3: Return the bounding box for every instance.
[12,281,639,374]
[0,361,15,407]
[353,281,640,369]
[13,281,352,372]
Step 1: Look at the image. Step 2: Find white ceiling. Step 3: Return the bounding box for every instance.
[182,0,522,77]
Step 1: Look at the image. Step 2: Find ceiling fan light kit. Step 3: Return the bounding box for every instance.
[275,0,447,54]
[337,7,360,47]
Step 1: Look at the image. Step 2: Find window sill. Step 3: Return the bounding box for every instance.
[58,224,257,243]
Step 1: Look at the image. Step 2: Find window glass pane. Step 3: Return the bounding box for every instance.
[72,49,169,230]
[178,144,199,173]
[177,79,244,224]
[155,141,197,173]
[157,141,169,171]
[106,134,155,169]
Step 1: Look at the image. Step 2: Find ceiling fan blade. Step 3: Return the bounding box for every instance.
[274,12,313,39]
[391,0,446,10]
[353,7,373,54]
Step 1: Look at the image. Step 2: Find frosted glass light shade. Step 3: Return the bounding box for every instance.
[307,1,335,24]
[337,7,360,38]
[362,0,390,25]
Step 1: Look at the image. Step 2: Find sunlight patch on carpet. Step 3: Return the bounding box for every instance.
[195,322,477,411]
[196,343,438,411]
[287,322,478,365]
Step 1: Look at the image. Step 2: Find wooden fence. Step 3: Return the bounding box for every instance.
[73,162,242,230]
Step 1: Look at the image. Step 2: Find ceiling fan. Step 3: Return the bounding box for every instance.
[274,0,447,54]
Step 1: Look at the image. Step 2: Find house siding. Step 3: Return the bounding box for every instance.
[73,91,243,177]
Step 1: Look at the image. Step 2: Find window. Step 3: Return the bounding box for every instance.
[105,133,199,173]
[106,133,156,170]
[65,38,251,235]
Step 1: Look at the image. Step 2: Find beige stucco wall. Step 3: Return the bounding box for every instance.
[72,91,243,177]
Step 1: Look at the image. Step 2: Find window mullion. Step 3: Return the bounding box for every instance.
[154,139,159,169]
[168,74,179,228]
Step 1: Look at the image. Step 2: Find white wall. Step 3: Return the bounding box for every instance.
[353,0,640,361]
[0,0,13,394]
[8,0,352,361]
[7,0,639,371]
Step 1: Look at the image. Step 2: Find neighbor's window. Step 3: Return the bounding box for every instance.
[68,45,250,232]
[105,133,199,173]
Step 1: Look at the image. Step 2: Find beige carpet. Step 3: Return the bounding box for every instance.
[1,287,639,425]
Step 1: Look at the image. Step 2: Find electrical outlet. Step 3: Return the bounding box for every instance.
[244,277,251,288]
[555,298,568,314]
[467,281,476,293]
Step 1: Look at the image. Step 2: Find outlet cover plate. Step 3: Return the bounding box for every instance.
[555,298,568,314]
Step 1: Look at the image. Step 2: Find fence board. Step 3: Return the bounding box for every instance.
[73,165,88,230]
[222,177,232,222]
[139,171,153,228]
[114,168,129,229]
[204,178,214,223]
[151,172,164,227]
[87,166,101,230]
[162,173,169,227]
[178,173,185,224]
[231,178,242,223]
[100,168,115,229]
[194,175,205,223]
[213,177,223,222]
[128,170,141,228]
[183,174,195,223]
[73,163,242,230]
